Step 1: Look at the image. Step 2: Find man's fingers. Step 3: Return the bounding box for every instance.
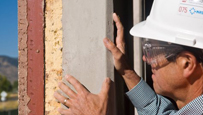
[143,55,147,62]
[65,75,87,93]
[58,82,76,98]
[113,13,124,40]
[99,77,111,98]
[54,92,71,107]
[113,13,125,54]
[103,38,123,60]
[58,107,71,115]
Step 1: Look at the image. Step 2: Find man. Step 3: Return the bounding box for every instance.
[54,0,203,114]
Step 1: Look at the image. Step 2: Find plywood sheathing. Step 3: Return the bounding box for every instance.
[45,0,63,114]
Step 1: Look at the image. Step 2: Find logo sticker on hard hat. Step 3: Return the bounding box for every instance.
[189,7,203,15]
[178,0,203,18]
[182,0,187,2]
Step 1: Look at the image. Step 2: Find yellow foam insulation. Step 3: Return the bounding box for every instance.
[45,0,63,114]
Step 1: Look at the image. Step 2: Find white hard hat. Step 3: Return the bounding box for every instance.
[130,0,203,49]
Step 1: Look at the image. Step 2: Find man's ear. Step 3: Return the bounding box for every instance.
[176,51,197,78]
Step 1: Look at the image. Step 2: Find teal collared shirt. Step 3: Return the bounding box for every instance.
[126,78,203,115]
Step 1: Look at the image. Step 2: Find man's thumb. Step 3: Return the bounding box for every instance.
[100,77,111,97]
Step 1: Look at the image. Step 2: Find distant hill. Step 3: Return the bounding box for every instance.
[0,56,18,83]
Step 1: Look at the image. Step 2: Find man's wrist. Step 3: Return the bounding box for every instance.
[122,69,141,90]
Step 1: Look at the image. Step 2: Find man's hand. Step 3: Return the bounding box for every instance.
[103,13,140,90]
[54,75,111,115]
[103,13,128,75]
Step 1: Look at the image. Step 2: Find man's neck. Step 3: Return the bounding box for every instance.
[174,75,203,109]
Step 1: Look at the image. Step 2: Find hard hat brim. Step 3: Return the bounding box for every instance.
[130,21,173,43]
[130,20,203,49]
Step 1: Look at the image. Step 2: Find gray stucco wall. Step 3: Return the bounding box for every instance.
[62,1,115,114]
[62,0,114,94]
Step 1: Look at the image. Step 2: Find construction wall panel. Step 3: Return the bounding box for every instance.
[62,0,116,114]
[18,0,45,114]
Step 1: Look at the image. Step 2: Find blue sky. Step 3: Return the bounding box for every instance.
[0,0,18,58]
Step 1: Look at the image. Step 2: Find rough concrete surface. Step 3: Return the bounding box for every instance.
[62,0,116,114]
[18,0,31,114]
[62,0,114,95]
[45,0,63,114]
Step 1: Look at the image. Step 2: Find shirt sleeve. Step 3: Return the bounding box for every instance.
[126,78,177,115]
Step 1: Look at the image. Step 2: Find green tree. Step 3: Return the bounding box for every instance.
[0,74,13,92]
[12,80,18,91]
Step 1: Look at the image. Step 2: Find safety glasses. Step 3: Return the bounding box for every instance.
[142,41,184,68]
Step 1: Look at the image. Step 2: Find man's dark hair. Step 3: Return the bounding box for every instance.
[181,46,203,64]
[168,45,203,64]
